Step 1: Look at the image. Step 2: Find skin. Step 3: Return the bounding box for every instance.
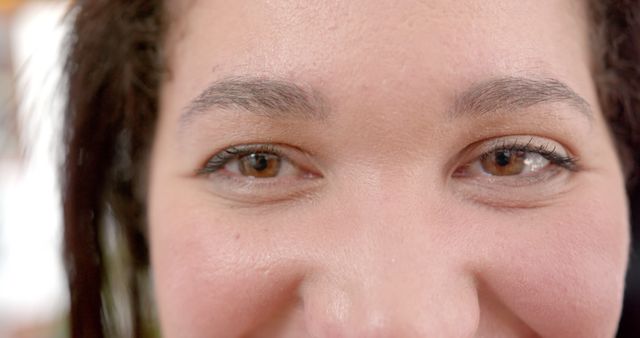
[148,0,630,336]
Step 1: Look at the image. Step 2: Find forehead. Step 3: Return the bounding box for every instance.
[162,0,593,121]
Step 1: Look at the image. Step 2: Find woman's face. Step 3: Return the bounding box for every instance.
[148,0,629,336]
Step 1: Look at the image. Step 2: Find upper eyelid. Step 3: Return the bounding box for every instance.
[450,135,580,174]
[482,141,578,170]
[473,136,570,156]
[214,144,284,159]
[488,139,578,165]
[199,136,576,174]
[198,143,316,176]
[199,144,283,172]
[484,143,558,158]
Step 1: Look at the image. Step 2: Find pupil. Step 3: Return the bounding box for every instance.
[250,154,269,171]
[495,151,511,167]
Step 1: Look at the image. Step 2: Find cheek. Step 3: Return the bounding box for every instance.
[148,192,310,338]
[473,181,629,337]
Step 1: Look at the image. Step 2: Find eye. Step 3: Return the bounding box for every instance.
[235,153,282,178]
[455,136,578,180]
[198,144,315,180]
[479,149,548,176]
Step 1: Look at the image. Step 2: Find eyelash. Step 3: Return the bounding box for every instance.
[198,138,579,178]
[197,144,287,175]
[478,138,579,171]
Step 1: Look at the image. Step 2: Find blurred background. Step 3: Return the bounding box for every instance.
[0,0,67,337]
[0,1,638,338]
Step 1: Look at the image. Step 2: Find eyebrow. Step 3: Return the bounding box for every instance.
[452,76,593,120]
[180,76,327,127]
[179,75,593,130]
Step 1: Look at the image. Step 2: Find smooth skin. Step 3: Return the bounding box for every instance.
[148,0,629,336]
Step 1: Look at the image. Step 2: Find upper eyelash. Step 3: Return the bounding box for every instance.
[198,139,579,177]
[198,144,285,175]
[480,138,579,171]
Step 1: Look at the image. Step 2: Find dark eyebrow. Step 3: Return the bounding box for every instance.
[179,76,327,128]
[452,76,593,121]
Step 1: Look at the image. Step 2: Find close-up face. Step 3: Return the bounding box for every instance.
[148,0,630,336]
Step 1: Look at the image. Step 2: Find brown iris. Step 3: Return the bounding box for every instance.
[238,153,282,178]
[480,150,526,176]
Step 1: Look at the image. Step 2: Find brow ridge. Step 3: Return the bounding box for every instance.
[180,76,327,127]
[452,76,593,120]
[180,75,591,132]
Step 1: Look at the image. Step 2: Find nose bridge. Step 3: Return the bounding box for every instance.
[301,185,480,337]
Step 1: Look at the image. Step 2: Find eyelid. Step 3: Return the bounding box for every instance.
[197,143,321,177]
[196,143,324,205]
[477,136,566,155]
[474,136,574,161]
[488,137,577,170]
[453,135,580,179]
[198,144,284,175]
[448,135,582,209]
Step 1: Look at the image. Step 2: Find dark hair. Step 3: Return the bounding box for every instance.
[62,1,640,337]
[63,1,163,337]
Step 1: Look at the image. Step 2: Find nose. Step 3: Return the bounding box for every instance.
[299,191,481,337]
[301,268,480,337]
